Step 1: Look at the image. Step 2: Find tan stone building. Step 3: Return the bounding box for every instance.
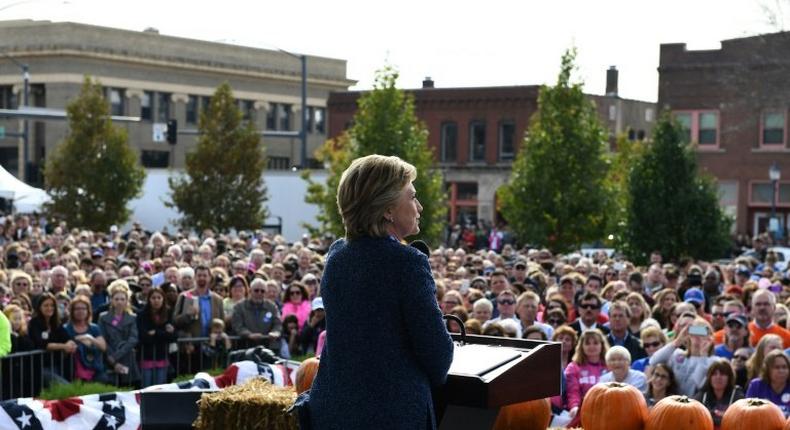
[0,20,353,183]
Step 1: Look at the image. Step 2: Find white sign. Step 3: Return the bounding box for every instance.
[152,123,167,143]
[769,217,780,232]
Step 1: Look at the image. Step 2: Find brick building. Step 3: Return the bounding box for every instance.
[0,20,354,183]
[659,32,790,239]
[328,70,656,225]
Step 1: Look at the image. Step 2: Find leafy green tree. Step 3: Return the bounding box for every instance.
[303,66,446,244]
[168,82,267,232]
[498,49,611,253]
[44,76,145,231]
[622,112,731,264]
[603,133,648,248]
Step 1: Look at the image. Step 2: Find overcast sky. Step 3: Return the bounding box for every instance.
[1,0,785,101]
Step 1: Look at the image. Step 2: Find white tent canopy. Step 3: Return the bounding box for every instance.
[0,165,50,213]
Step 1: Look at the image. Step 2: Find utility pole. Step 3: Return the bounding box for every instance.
[1,51,30,181]
[300,54,307,169]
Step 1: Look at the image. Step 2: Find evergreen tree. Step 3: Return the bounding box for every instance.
[623,112,731,264]
[44,76,145,231]
[303,66,446,244]
[168,82,267,232]
[498,49,611,253]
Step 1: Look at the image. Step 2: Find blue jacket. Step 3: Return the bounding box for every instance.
[308,237,454,430]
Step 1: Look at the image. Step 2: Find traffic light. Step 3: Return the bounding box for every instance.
[166,119,177,144]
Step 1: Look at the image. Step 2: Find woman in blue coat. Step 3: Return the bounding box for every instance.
[307,154,454,430]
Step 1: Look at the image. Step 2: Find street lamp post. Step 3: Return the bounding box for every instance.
[277,49,308,169]
[769,162,781,242]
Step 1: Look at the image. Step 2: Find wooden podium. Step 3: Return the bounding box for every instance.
[434,332,562,430]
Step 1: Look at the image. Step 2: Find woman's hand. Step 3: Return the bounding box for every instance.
[64,340,78,354]
[674,326,689,348]
[148,330,156,336]
[165,324,174,333]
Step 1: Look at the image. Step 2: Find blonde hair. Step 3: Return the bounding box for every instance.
[107,279,133,315]
[336,154,417,240]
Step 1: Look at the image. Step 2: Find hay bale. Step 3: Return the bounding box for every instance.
[194,377,298,430]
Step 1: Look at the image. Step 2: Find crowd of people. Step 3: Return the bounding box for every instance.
[1,212,790,428]
[0,215,328,396]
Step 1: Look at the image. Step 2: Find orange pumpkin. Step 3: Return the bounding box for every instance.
[721,398,785,430]
[492,398,551,430]
[294,357,319,394]
[785,416,790,430]
[581,382,648,430]
[646,395,713,430]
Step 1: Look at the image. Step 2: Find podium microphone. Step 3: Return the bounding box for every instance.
[409,240,430,256]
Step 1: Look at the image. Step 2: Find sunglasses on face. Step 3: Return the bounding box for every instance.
[498,299,515,306]
[643,341,662,348]
[713,312,732,318]
[251,289,265,293]
[289,290,302,296]
[733,355,749,361]
[548,318,564,325]
[726,322,744,329]
[579,304,600,310]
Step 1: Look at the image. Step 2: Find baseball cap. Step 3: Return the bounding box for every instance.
[311,297,324,311]
[683,287,705,305]
[725,313,748,327]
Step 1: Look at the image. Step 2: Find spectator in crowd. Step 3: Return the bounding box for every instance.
[472,298,493,324]
[746,334,783,381]
[280,314,301,359]
[64,296,108,382]
[88,269,109,322]
[137,287,176,387]
[174,264,224,339]
[607,300,646,361]
[202,318,231,369]
[644,363,678,408]
[599,345,647,392]
[632,326,667,373]
[651,289,679,329]
[484,290,520,336]
[715,313,750,359]
[281,282,311,330]
[570,292,609,336]
[693,359,745,427]
[27,292,73,384]
[545,308,568,330]
[712,300,748,344]
[626,292,653,337]
[731,347,752,388]
[650,317,718,396]
[745,350,790,416]
[750,289,790,347]
[516,291,553,339]
[4,304,34,353]
[564,329,609,420]
[222,275,248,329]
[98,280,139,386]
[300,297,326,354]
[232,278,282,353]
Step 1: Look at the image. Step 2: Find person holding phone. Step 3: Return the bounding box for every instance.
[650,317,718,396]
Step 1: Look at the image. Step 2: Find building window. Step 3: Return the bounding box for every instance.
[645,108,654,122]
[498,121,516,161]
[186,95,198,125]
[751,181,790,206]
[440,122,458,162]
[266,104,277,130]
[469,121,486,162]
[762,111,785,146]
[674,112,692,143]
[106,88,125,116]
[673,110,718,147]
[279,104,292,131]
[448,182,479,226]
[698,112,718,145]
[156,92,171,122]
[141,91,153,121]
[315,107,325,134]
[0,86,14,109]
[141,150,170,168]
[201,96,211,115]
[240,100,255,122]
[306,106,315,133]
[267,156,290,170]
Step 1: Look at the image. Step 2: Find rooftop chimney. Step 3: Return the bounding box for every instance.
[422,77,434,89]
[606,66,618,97]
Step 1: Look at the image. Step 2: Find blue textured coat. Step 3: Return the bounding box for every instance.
[308,237,454,430]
